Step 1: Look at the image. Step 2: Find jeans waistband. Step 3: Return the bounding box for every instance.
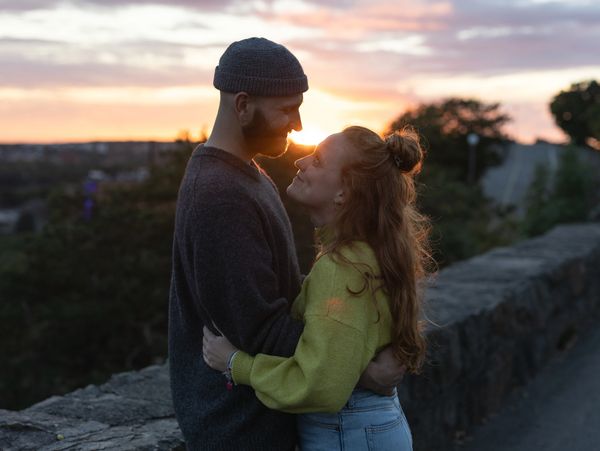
[343,388,399,410]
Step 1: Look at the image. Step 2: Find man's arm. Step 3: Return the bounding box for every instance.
[188,200,303,357]
[358,346,407,396]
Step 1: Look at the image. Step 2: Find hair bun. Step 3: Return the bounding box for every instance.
[385,127,423,173]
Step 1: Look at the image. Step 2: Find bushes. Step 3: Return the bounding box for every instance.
[416,166,519,266]
[523,147,596,237]
[0,140,194,409]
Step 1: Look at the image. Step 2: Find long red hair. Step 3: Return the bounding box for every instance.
[317,125,432,373]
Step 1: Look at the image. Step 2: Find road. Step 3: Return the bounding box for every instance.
[459,320,600,451]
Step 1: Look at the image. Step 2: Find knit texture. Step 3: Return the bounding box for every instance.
[232,242,394,414]
[168,145,304,450]
[213,37,308,96]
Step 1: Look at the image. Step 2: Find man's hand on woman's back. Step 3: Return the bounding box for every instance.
[358,346,406,396]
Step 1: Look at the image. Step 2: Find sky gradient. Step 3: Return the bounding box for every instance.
[1,0,599,144]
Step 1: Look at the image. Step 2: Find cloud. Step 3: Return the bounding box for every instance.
[0,57,217,89]
[276,0,600,82]
[0,60,206,88]
[0,0,55,11]
[258,0,452,36]
[0,35,222,88]
[421,1,600,76]
[0,0,241,12]
[1,0,599,143]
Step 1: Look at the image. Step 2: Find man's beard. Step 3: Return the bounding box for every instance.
[242,108,289,158]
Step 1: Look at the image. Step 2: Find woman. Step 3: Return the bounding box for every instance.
[203,125,431,450]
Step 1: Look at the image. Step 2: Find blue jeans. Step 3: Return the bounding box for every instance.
[297,389,413,451]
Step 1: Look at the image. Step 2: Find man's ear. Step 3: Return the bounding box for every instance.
[334,189,345,206]
[234,92,254,126]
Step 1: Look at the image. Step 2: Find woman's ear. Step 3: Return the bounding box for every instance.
[334,189,345,206]
[234,92,254,126]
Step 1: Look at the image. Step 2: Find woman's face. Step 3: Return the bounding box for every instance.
[286,133,350,226]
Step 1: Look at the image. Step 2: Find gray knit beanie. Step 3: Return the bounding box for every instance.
[213,37,308,96]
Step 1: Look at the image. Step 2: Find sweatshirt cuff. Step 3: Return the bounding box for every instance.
[231,351,254,386]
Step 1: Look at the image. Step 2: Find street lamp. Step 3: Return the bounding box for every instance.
[467,133,480,184]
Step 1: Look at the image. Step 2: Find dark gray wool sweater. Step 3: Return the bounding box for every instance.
[169,145,305,450]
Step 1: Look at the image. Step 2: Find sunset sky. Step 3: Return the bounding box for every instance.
[1,0,599,145]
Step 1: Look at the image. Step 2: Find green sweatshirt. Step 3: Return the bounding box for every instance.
[232,242,393,414]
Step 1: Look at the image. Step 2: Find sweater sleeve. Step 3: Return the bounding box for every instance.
[186,199,303,357]
[230,253,374,414]
[232,315,369,413]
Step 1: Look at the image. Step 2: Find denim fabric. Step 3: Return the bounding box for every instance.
[297,389,413,451]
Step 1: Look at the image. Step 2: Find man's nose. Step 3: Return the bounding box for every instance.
[289,111,302,132]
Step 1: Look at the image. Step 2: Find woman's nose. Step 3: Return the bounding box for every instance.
[295,155,309,170]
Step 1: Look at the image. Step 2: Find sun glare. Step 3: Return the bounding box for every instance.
[289,126,329,146]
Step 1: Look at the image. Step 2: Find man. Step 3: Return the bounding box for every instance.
[169,37,403,451]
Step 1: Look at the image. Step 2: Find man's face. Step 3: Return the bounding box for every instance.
[242,94,303,158]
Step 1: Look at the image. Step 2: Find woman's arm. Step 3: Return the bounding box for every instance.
[202,327,406,398]
[203,315,369,414]
[235,315,369,413]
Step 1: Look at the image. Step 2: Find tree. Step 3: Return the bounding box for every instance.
[387,98,517,265]
[0,139,196,410]
[389,98,511,183]
[550,80,600,149]
[415,166,519,266]
[522,164,554,237]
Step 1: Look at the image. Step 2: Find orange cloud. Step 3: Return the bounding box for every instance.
[262,0,452,35]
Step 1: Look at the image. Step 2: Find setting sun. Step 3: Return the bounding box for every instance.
[289,126,329,146]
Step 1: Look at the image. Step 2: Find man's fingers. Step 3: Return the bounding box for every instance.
[211,321,223,335]
[203,325,214,338]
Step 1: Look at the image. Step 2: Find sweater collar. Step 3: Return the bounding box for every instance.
[194,144,262,181]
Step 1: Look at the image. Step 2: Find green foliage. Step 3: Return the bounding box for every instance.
[550,80,600,148]
[416,167,519,266]
[389,98,518,265]
[522,147,595,237]
[389,98,511,183]
[0,160,93,208]
[0,140,195,410]
[522,164,554,236]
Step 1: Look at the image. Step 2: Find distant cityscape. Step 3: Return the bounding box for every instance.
[2,139,599,236]
[0,140,181,166]
[0,140,187,234]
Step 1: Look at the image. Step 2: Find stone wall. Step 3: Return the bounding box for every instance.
[2,223,600,450]
[0,365,183,450]
[401,223,600,450]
